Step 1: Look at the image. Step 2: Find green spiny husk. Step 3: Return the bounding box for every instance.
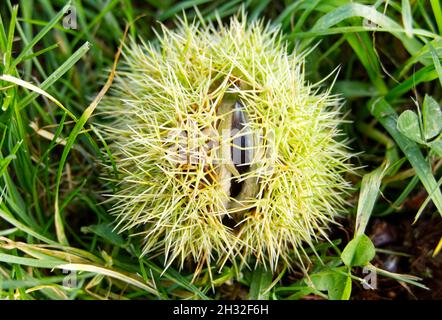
[98,14,353,273]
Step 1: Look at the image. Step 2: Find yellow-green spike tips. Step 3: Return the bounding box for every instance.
[98,15,353,273]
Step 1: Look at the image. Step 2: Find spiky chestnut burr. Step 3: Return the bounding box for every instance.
[98,15,353,272]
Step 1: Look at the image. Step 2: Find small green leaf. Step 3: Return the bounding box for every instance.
[341,235,376,267]
[397,110,424,143]
[429,139,442,157]
[328,272,352,300]
[310,271,333,291]
[422,95,442,140]
[310,267,352,300]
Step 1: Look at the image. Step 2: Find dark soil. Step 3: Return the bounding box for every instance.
[351,195,442,300]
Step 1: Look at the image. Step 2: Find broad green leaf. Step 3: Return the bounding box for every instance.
[422,95,442,140]
[310,271,333,291]
[429,139,442,156]
[341,235,376,267]
[397,110,424,143]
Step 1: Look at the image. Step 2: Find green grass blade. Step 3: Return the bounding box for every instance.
[53,110,91,245]
[18,41,91,112]
[300,3,422,55]
[0,253,63,269]
[141,260,210,300]
[57,263,158,295]
[10,0,72,70]
[355,162,389,237]
[430,0,442,35]
[386,65,438,100]
[0,207,56,244]
[53,26,125,245]
[5,5,18,71]
[158,0,212,20]
[249,266,274,300]
[429,43,442,88]
[401,0,413,38]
